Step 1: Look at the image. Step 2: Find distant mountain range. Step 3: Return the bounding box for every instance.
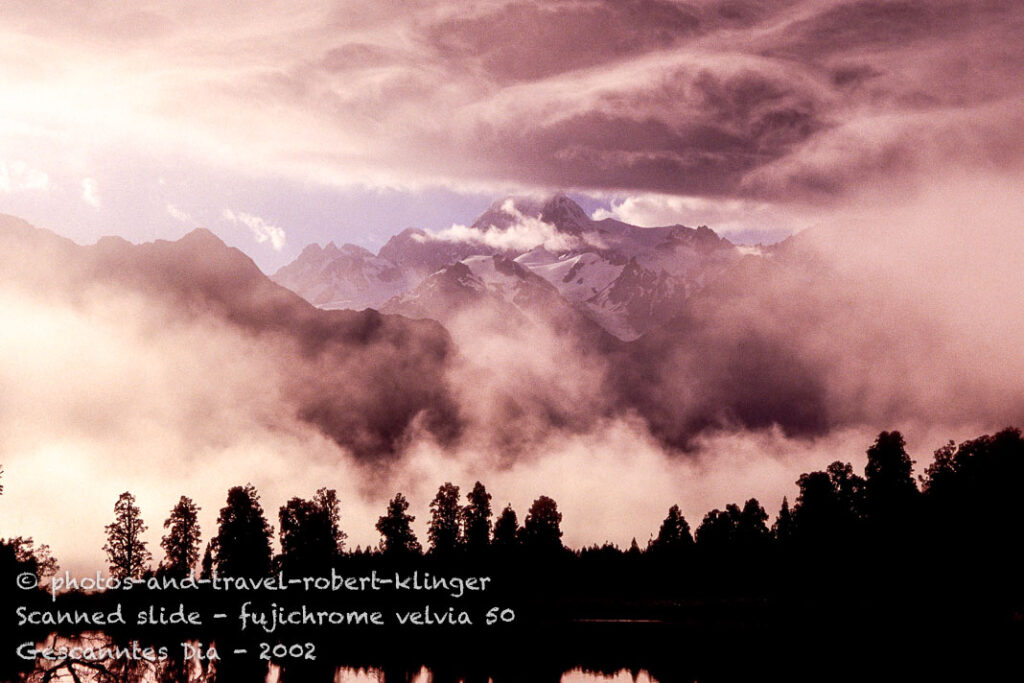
[5,204,906,458]
[272,194,740,340]
[0,214,459,459]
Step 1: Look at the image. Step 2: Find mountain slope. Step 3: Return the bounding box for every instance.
[273,194,740,339]
[0,215,460,459]
[381,253,620,349]
[272,241,414,311]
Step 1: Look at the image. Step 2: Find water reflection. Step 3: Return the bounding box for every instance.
[561,671,658,683]
[17,634,662,683]
[16,634,213,683]
[269,665,659,683]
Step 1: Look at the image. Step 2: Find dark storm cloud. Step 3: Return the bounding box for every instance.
[422,0,703,83]
[5,0,1021,198]
[383,0,1024,197]
[477,66,825,194]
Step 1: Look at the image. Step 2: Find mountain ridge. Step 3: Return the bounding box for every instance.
[0,214,460,459]
[272,195,741,339]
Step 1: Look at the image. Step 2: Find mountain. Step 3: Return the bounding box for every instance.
[272,241,415,310]
[382,257,530,326]
[378,228,500,274]
[8,209,984,456]
[272,194,740,340]
[513,215,736,339]
[0,215,459,459]
[381,253,620,349]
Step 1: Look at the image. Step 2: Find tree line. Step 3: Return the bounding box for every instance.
[3,425,1023,592]
[77,426,1024,585]
[3,426,1022,683]
[98,483,568,581]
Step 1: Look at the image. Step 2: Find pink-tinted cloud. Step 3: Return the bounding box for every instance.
[1,1,1021,201]
[3,167,1024,574]
[418,199,588,251]
[0,160,49,193]
[591,193,799,244]
[222,208,287,251]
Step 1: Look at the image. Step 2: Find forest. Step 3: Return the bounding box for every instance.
[3,427,1023,682]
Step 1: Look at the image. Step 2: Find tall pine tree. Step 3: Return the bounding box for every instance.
[104,491,152,579]
[376,493,422,556]
[278,487,346,575]
[212,484,274,578]
[463,481,493,552]
[161,496,202,577]
[428,483,462,556]
[649,504,693,555]
[493,504,519,551]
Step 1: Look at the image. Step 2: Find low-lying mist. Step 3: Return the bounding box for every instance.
[1,172,1021,575]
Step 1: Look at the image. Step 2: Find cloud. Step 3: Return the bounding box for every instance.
[1,1,1021,201]
[417,199,583,252]
[0,283,372,576]
[611,172,1024,450]
[740,99,1024,199]
[0,160,49,192]
[385,420,889,554]
[0,218,458,572]
[166,203,192,224]
[81,178,101,208]
[593,194,799,244]
[2,0,1024,577]
[0,263,889,573]
[223,208,286,251]
[3,169,1024,574]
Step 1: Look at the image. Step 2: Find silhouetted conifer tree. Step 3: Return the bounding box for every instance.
[492,504,519,550]
[695,506,739,551]
[921,440,958,497]
[463,481,493,552]
[792,463,866,546]
[649,504,693,555]
[736,498,771,549]
[103,491,152,579]
[160,496,201,577]
[519,496,563,553]
[200,542,214,580]
[921,428,1024,551]
[826,461,867,523]
[772,497,794,543]
[278,488,345,575]
[212,484,274,578]
[0,536,56,583]
[376,493,422,556]
[864,430,919,523]
[428,483,462,556]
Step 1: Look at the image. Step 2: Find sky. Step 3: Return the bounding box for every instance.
[2,1,1024,575]
[4,0,1022,271]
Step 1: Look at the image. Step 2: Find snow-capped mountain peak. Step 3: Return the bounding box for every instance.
[273,196,743,339]
[538,193,592,235]
[470,192,590,235]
